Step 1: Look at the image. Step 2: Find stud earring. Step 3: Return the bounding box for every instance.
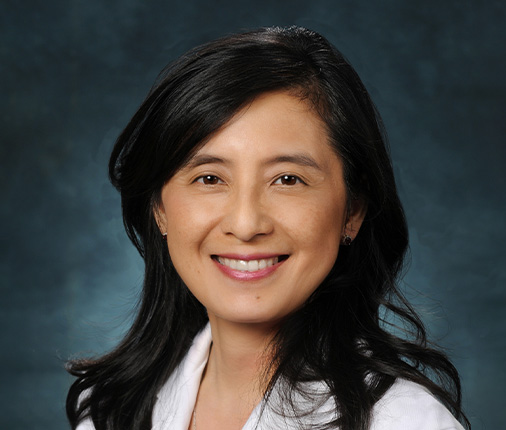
[162,233,167,240]
[341,234,353,246]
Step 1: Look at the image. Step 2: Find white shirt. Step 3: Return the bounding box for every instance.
[78,324,465,430]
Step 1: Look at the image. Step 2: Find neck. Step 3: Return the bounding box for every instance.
[204,316,278,405]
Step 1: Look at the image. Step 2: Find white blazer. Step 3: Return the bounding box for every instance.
[78,324,465,430]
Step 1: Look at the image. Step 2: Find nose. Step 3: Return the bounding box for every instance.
[220,188,274,242]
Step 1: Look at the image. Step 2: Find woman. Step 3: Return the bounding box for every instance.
[67,26,469,430]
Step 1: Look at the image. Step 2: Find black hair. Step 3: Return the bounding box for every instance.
[66,26,469,430]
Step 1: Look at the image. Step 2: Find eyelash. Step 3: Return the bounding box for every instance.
[194,175,223,185]
[194,174,306,186]
[273,175,305,186]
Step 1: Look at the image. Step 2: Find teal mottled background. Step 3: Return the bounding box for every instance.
[1,1,504,428]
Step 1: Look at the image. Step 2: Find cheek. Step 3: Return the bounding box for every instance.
[290,198,345,251]
[162,195,197,264]
[162,193,219,282]
[164,227,206,291]
[295,200,345,290]
[163,192,210,242]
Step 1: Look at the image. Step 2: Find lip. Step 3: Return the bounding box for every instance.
[215,253,283,261]
[212,254,288,281]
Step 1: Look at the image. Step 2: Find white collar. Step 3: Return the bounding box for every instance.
[153,324,213,429]
[152,323,338,429]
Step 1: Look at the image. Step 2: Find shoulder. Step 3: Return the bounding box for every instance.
[73,326,212,430]
[75,419,95,430]
[73,389,95,430]
[371,379,465,430]
[152,324,212,429]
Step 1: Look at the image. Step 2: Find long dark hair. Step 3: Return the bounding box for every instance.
[66,26,469,430]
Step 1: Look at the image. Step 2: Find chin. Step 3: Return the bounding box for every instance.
[210,308,288,326]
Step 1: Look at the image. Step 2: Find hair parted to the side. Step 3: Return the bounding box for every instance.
[66,26,469,430]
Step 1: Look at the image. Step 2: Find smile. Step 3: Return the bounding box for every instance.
[212,254,289,275]
[216,256,281,272]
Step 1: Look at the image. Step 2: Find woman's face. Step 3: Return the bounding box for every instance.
[157,91,365,327]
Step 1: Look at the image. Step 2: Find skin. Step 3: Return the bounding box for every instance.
[156,91,366,429]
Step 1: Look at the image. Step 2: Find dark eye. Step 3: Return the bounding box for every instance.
[196,175,221,185]
[274,175,303,186]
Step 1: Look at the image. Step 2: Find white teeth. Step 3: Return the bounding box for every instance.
[237,260,248,271]
[217,257,279,272]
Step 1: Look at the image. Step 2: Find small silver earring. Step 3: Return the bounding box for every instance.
[341,234,352,246]
[162,233,167,240]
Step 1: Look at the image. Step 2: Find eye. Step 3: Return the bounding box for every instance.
[195,175,222,185]
[273,175,304,186]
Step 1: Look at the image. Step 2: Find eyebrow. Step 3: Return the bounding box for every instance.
[265,154,322,170]
[183,152,323,171]
[184,154,226,169]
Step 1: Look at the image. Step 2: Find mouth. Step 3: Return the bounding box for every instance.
[212,255,289,272]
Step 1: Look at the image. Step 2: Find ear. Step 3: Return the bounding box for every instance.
[343,196,367,241]
[153,199,168,236]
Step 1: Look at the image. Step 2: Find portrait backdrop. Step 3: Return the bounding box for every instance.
[1,1,504,429]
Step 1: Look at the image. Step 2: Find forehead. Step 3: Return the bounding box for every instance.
[189,91,334,163]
